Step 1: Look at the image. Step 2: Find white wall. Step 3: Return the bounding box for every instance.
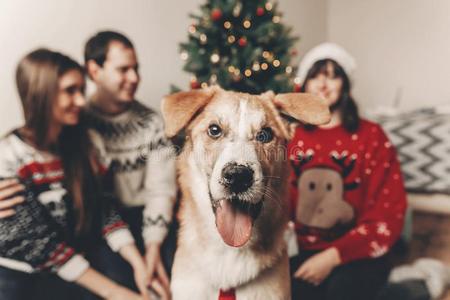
[3,1,448,134]
[327,0,450,113]
[282,0,327,60]
[0,0,326,136]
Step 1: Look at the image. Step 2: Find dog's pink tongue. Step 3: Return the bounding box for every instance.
[216,200,252,247]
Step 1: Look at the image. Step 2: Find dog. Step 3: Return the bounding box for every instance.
[161,86,330,300]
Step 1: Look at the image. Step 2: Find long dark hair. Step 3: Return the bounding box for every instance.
[16,48,103,236]
[301,59,359,132]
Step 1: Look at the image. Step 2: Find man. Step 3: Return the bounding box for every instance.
[82,31,176,294]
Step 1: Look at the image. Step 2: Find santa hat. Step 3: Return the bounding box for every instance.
[296,42,357,86]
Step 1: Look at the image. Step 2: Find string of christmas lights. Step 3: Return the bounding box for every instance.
[177,0,299,94]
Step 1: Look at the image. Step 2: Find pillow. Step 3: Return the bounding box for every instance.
[375,106,450,194]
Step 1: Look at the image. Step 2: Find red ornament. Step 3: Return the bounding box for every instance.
[256,7,265,16]
[294,83,302,93]
[232,74,242,82]
[211,8,223,21]
[238,37,247,47]
[190,80,201,89]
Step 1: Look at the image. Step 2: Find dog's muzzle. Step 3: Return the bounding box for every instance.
[214,162,263,247]
[221,163,254,194]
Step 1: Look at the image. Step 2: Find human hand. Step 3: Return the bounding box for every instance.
[105,285,144,300]
[131,257,151,300]
[294,247,341,286]
[0,178,25,218]
[149,278,171,300]
[145,243,170,292]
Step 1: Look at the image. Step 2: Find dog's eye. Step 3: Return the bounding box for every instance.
[208,124,222,139]
[256,127,274,143]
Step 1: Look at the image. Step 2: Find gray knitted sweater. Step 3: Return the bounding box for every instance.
[84,100,177,244]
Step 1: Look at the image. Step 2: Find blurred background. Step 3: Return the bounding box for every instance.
[1,0,450,135]
[1,1,450,298]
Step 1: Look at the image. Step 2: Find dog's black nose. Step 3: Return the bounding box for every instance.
[221,163,254,193]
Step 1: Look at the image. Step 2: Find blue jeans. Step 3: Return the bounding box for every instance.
[0,242,137,300]
[0,266,36,300]
[0,267,84,300]
[376,280,431,300]
[290,250,390,300]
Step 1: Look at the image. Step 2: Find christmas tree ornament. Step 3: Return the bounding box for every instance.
[201,17,211,28]
[210,53,220,64]
[233,2,242,17]
[188,25,197,34]
[252,62,261,71]
[232,73,242,82]
[285,66,293,74]
[238,37,247,47]
[201,82,208,88]
[293,83,302,92]
[210,74,218,84]
[265,52,274,63]
[190,77,200,89]
[180,51,189,60]
[211,8,223,21]
[232,68,242,81]
[256,7,265,16]
[199,34,208,44]
[178,0,299,93]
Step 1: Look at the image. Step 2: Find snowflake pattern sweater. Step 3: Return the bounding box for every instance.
[288,119,407,264]
[83,101,177,244]
[0,131,134,281]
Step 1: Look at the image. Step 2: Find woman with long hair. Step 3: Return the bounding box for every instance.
[0,49,155,300]
[287,43,407,300]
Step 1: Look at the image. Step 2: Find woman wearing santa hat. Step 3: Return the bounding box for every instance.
[288,42,407,300]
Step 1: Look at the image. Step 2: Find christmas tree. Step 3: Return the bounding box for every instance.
[179,0,299,94]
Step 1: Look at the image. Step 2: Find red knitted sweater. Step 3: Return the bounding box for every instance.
[288,119,407,263]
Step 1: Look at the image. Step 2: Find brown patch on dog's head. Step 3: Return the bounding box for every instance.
[161,86,218,138]
[161,87,330,139]
[273,93,330,125]
[264,92,330,138]
[162,87,330,248]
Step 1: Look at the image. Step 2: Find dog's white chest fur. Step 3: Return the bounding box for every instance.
[171,155,289,300]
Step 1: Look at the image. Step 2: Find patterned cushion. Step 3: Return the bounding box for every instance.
[377,108,450,194]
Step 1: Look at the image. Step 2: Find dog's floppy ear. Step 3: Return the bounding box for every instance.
[161,88,216,138]
[273,93,330,125]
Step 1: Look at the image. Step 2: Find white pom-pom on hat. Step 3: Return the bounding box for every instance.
[296,42,357,86]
